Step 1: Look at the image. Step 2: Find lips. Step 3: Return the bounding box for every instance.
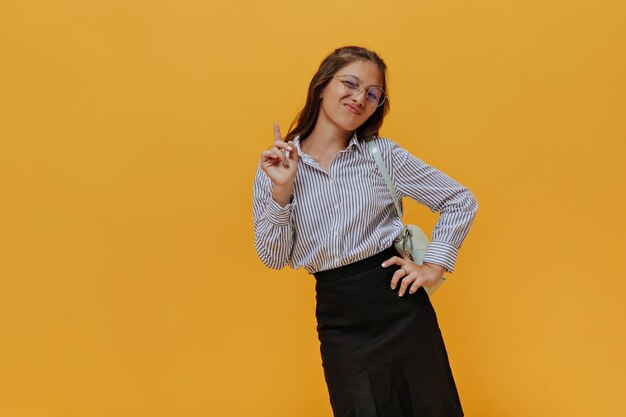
[343,103,362,115]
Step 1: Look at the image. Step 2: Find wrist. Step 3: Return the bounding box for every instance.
[272,183,294,207]
[424,262,446,275]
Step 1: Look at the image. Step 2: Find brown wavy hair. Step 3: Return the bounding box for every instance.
[285,46,390,143]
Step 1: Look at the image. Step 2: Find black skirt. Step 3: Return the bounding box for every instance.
[313,245,464,417]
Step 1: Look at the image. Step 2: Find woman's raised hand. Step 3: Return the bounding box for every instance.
[260,122,299,186]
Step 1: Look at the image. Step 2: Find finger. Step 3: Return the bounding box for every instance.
[273,140,297,163]
[273,122,283,143]
[261,150,285,170]
[269,148,289,167]
[408,279,424,295]
[400,252,412,261]
[273,140,292,151]
[390,268,407,290]
[398,275,418,297]
[260,150,280,164]
[286,140,298,161]
[381,256,403,268]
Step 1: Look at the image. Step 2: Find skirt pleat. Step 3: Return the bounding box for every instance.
[313,246,464,417]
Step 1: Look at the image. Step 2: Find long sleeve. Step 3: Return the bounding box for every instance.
[252,161,296,270]
[390,143,478,273]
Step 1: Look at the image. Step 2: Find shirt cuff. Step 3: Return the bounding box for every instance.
[265,196,295,225]
[422,241,460,274]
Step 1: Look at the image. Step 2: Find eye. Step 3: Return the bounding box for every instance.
[343,80,358,89]
[367,90,379,101]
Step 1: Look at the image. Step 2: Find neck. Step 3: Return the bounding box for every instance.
[301,123,353,155]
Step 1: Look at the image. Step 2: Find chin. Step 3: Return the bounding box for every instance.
[323,106,365,132]
[338,122,361,132]
[326,116,353,131]
[340,115,365,130]
[346,118,367,130]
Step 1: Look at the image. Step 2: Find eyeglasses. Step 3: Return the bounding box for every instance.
[331,74,386,108]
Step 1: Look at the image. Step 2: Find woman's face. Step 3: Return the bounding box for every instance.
[318,60,384,133]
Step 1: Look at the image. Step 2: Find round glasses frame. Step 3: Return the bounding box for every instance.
[331,74,386,108]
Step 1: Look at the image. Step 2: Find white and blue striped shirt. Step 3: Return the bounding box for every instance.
[252,132,478,274]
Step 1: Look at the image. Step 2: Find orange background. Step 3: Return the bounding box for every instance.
[1,0,625,416]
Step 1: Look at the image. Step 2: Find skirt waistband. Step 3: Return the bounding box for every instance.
[313,245,400,282]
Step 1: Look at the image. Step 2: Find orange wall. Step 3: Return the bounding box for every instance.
[1,1,625,416]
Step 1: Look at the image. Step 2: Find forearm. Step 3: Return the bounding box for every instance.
[253,174,296,269]
[254,219,295,270]
[391,146,478,273]
[423,189,478,273]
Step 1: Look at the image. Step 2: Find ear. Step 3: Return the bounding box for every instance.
[319,89,324,99]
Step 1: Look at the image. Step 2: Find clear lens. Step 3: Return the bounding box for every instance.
[366,87,386,107]
[368,87,383,102]
[343,75,360,90]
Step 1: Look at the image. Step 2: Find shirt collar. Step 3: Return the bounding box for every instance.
[292,131,362,155]
[347,131,361,152]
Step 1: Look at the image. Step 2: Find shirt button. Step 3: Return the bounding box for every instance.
[334,231,340,236]
[334,203,339,209]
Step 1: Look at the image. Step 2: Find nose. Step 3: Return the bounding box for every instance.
[352,89,367,107]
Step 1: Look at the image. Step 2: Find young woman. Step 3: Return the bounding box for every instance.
[252,46,478,417]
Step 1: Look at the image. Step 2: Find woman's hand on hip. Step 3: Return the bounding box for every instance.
[382,253,446,297]
[260,122,299,187]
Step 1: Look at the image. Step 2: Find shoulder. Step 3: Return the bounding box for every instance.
[364,134,397,146]
[362,135,410,163]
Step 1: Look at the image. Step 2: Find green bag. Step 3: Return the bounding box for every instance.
[366,137,446,296]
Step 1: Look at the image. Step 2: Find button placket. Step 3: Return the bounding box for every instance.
[330,177,340,239]
[329,170,344,261]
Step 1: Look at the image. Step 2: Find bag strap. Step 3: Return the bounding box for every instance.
[366,137,403,218]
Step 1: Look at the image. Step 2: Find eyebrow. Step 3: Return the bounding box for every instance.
[344,73,382,89]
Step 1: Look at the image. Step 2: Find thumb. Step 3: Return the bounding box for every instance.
[286,140,298,161]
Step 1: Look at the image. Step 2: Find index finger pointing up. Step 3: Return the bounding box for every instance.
[273,122,283,143]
